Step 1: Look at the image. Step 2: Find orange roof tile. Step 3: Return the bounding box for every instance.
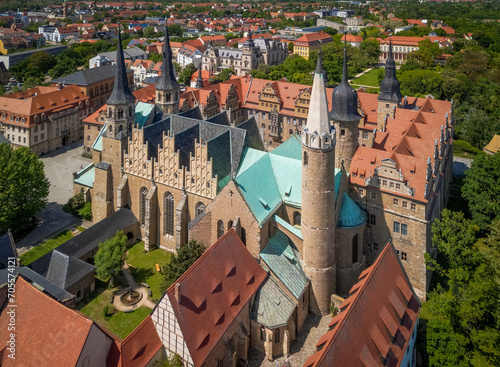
[303,243,421,367]
[163,229,267,367]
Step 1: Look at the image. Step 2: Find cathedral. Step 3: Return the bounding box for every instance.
[75,27,453,330]
[201,31,288,76]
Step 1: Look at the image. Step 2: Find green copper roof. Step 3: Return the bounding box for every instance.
[260,229,309,300]
[74,163,95,188]
[269,134,302,160]
[134,101,155,128]
[338,192,367,228]
[250,277,296,329]
[237,148,267,175]
[92,124,107,152]
[217,174,231,193]
[274,215,302,240]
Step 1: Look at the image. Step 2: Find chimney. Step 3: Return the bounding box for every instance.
[175,282,181,303]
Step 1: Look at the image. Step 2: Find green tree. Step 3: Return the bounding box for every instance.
[288,41,294,52]
[426,318,470,367]
[213,67,232,83]
[94,230,128,284]
[168,24,183,37]
[0,145,50,233]
[462,152,500,231]
[177,63,197,85]
[162,240,205,289]
[360,38,380,65]
[149,53,163,63]
[143,26,156,39]
[154,354,183,367]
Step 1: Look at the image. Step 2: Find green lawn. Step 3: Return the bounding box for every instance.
[127,241,171,300]
[78,281,151,339]
[351,68,381,87]
[20,230,74,265]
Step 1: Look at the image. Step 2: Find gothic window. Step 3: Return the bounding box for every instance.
[352,234,358,264]
[166,93,172,102]
[108,108,112,118]
[95,87,98,95]
[217,220,224,239]
[164,192,174,236]
[118,109,123,118]
[227,220,233,230]
[118,125,123,133]
[108,125,113,133]
[129,106,133,116]
[100,85,104,94]
[105,83,109,92]
[275,329,280,343]
[293,211,301,226]
[303,151,308,167]
[140,187,148,224]
[196,202,205,216]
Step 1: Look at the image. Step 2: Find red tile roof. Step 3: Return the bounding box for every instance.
[294,31,333,45]
[0,277,119,367]
[164,229,267,367]
[114,316,163,367]
[303,243,421,367]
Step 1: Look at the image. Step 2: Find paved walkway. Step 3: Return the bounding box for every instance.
[453,156,473,177]
[248,313,331,367]
[16,141,90,254]
[113,262,156,310]
[349,67,373,82]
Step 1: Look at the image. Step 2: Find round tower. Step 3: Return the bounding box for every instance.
[301,48,337,315]
[330,47,362,172]
[156,25,180,114]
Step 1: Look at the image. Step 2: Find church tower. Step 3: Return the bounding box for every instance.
[195,63,203,89]
[241,30,257,74]
[330,46,362,172]
[377,37,402,131]
[94,27,136,222]
[156,26,180,114]
[301,48,337,315]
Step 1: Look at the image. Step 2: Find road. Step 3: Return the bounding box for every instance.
[16,141,91,254]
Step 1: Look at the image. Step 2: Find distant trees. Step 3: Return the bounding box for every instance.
[95,230,128,285]
[212,68,232,83]
[177,63,197,86]
[0,145,50,233]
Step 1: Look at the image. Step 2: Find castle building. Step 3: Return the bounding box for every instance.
[201,31,288,76]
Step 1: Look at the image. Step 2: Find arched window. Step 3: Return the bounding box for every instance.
[100,85,104,94]
[118,109,123,118]
[94,86,98,95]
[352,234,358,264]
[293,211,301,227]
[105,83,109,92]
[129,106,133,116]
[108,108,112,118]
[164,192,174,236]
[227,220,233,230]
[166,93,172,102]
[217,220,224,239]
[108,125,113,133]
[241,227,247,246]
[140,187,148,224]
[196,202,205,216]
[118,125,123,133]
[303,151,308,166]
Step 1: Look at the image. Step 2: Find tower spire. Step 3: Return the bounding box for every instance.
[107,25,135,106]
[330,42,361,123]
[156,24,179,92]
[378,35,402,103]
[195,63,203,89]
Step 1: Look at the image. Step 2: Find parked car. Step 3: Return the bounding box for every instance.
[5,86,12,90]
[9,77,15,81]
[16,83,22,87]
[7,82,15,86]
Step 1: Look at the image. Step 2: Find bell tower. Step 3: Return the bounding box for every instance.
[156,25,180,114]
[377,37,402,130]
[301,47,337,315]
[330,45,362,172]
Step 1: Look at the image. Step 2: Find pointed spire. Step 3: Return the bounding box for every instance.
[156,23,179,91]
[315,42,324,74]
[330,40,361,123]
[378,35,402,103]
[107,25,135,106]
[195,63,203,88]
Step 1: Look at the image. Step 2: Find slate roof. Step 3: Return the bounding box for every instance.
[158,230,267,367]
[107,30,136,106]
[251,276,296,329]
[51,64,132,86]
[29,250,95,290]
[260,229,309,300]
[0,266,74,302]
[46,207,137,260]
[0,232,16,269]
[303,243,421,367]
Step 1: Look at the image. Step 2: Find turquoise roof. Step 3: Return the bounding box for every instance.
[260,229,309,300]
[250,277,296,329]
[236,135,344,226]
[134,101,155,128]
[74,163,95,188]
[274,215,302,240]
[337,192,367,228]
[92,124,107,152]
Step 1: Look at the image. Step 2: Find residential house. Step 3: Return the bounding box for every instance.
[293,32,334,60]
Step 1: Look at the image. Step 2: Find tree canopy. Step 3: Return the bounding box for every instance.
[0,145,50,233]
[177,63,197,86]
[162,240,205,289]
[94,230,128,282]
